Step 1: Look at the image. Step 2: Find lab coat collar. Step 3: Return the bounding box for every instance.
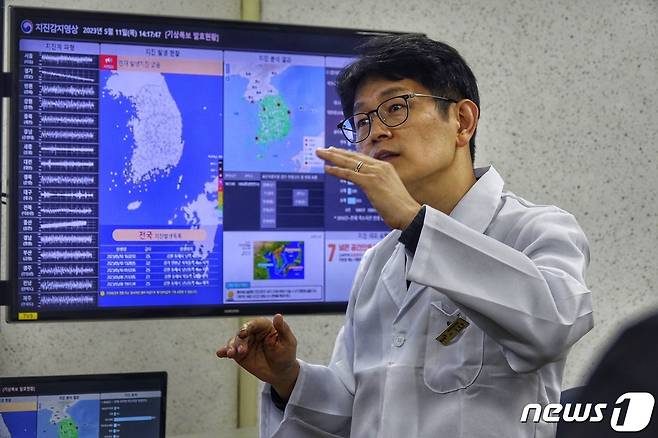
[381,166,504,314]
[448,165,504,234]
[380,243,406,310]
[376,166,504,314]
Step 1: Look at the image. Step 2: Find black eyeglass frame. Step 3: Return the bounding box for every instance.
[337,93,457,144]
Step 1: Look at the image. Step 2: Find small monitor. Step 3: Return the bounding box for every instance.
[0,371,167,437]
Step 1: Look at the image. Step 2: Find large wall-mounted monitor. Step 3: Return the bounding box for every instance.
[5,7,397,321]
[0,371,166,437]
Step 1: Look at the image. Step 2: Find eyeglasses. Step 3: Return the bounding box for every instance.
[337,93,457,144]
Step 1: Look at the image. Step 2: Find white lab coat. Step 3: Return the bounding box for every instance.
[260,166,593,438]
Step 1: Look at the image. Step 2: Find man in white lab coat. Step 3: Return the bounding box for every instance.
[217,34,593,438]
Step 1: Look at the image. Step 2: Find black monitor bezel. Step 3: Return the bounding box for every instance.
[0,371,167,437]
[6,6,405,322]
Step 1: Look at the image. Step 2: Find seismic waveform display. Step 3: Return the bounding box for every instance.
[40,98,96,111]
[40,175,96,186]
[39,265,97,276]
[40,53,96,65]
[39,294,96,306]
[40,250,95,261]
[41,84,96,97]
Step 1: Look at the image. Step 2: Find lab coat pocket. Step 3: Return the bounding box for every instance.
[423,301,484,393]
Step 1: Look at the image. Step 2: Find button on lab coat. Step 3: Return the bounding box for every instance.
[260,166,593,438]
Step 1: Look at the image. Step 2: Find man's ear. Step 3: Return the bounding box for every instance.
[455,100,479,148]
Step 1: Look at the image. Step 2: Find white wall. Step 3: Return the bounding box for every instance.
[1,0,657,435]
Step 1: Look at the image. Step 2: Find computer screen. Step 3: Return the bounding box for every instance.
[6,7,397,321]
[0,371,166,437]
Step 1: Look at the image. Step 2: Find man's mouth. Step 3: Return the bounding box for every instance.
[374,151,400,161]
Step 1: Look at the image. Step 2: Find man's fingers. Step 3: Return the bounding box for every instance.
[323,146,369,161]
[272,314,295,343]
[232,343,249,363]
[241,317,274,337]
[237,323,249,339]
[316,147,373,170]
[216,334,251,362]
[317,148,358,168]
[324,164,363,182]
[231,318,276,358]
[218,315,288,361]
[324,165,378,190]
[216,336,236,358]
[226,337,238,358]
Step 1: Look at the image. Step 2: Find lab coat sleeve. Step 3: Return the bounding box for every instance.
[259,247,375,437]
[407,205,593,373]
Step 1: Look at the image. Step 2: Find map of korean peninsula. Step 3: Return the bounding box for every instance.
[223,52,325,173]
[37,397,100,437]
[104,72,184,185]
[101,68,223,264]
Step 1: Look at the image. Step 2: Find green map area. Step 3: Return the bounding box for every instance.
[37,399,98,437]
[256,95,291,144]
[58,418,79,438]
[254,241,304,280]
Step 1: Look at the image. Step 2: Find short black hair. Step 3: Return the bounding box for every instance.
[336,34,480,163]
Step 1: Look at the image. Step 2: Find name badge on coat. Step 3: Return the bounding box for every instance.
[436,316,470,345]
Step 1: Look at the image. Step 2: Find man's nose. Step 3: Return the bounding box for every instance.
[368,115,393,144]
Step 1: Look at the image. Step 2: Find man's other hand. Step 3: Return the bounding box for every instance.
[216,314,300,400]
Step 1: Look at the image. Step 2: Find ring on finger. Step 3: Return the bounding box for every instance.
[354,160,365,173]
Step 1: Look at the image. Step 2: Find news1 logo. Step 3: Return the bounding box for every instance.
[521,392,655,432]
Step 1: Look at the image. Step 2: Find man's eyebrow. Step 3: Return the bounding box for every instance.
[353,86,410,112]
